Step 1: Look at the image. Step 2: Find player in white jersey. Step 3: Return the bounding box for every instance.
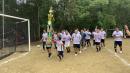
[92,31,96,46]
[61,30,66,49]
[56,36,64,61]
[112,27,123,54]
[94,28,102,52]
[100,28,106,47]
[72,30,82,56]
[53,32,58,49]
[85,29,91,47]
[65,31,71,53]
[81,29,86,49]
[41,30,48,51]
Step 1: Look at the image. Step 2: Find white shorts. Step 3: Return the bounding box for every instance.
[65,41,70,47]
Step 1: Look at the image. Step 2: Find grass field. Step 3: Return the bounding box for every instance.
[0,39,130,73]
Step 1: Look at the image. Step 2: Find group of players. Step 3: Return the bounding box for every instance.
[41,25,130,61]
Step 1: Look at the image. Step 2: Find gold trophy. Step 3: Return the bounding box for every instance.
[47,7,55,44]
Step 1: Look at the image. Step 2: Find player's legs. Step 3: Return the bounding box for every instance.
[74,44,78,56]
[46,47,52,58]
[77,44,81,53]
[114,41,118,53]
[43,42,46,51]
[86,39,89,47]
[93,40,95,46]
[118,41,123,53]
[54,43,57,49]
[96,42,101,52]
[88,39,91,47]
[101,39,105,47]
[58,51,62,60]
[66,47,69,53]
[65,42,71,53]
[103,39,105,47]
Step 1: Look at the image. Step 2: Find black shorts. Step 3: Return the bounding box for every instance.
[93,40,96,44]
[58,51,64,55]
[46,45,52,49]
[86,39,90,42]
[62,41,65,44]
[101,39,105,43]
[73,44,80,48]
[95,42,100,45]
[114,41,122,48]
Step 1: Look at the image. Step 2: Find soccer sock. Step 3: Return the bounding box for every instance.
[68,47,71,53]
[61,53,64,58]
[96,47,99,52]
[99,46,101,51]
[115,48,117,53]
[66,47,69,53]
[58,55,61,60]
[120,48,122,51]
[48,53,52,58]
[103,43,105,47]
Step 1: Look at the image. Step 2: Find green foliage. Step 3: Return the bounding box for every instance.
[1,0,130,40]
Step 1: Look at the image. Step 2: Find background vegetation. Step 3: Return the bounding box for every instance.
[0,0,130,40]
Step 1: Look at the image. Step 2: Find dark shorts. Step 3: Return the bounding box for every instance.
[86,39,90,42]
[101,39,105,43]
[46,45,52,49]
[114,41,122,48]
[58,51,64,55]
[62,41,65,44]
[93,40,96,45]
[95,42,100,45]
[73,44,80,48]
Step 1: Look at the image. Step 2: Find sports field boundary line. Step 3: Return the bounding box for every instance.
[0,52,29,67]
[106,47,130,67]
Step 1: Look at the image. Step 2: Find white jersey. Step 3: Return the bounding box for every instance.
[53,34,58,42]
[56,40,64,51]
[112,31,123,41]
[85,31,91,39]
[61,33,66,41]
[94,32,102,43]
[101,31,106,39]
[92,32,96,40]
[65,34,71,47]
[42,33,48,42]
[72,33,81,44]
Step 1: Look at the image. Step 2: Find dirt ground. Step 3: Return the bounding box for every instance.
[0,39,130,73]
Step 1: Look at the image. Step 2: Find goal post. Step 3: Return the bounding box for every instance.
[0,13,31,54]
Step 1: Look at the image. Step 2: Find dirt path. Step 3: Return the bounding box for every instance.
[0,39,130,73]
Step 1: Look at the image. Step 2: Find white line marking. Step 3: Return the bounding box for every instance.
[0,52,29,67]
[106,48,130,67]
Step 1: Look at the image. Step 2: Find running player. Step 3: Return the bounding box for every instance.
[72,30,82,56]
[92,30,96,46]
[85,29,91,47]
[100,28,106,47]
[80,29,86,49]
[94,27,102,52]
[112,27,123,54]
[56,36,64,61]
[65,31,71,53]
[46,37,52,58]
[41,30,48,51]
[53,32,58,49]
[61,30,66,49]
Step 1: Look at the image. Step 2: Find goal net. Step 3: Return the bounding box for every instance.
[0,14,30,59]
